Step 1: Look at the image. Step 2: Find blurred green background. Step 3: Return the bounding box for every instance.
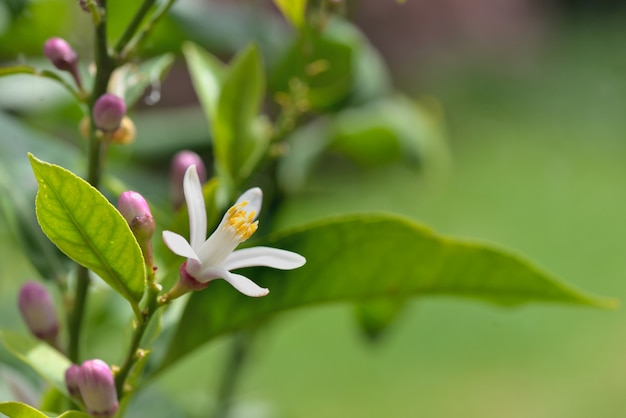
[2,1,626,417]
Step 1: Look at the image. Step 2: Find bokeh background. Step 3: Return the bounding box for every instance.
[1,1,626,417]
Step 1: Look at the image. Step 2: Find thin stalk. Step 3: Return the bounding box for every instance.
[119,0,178,60]
[213,331,255,418]
[67,0,115,363]
[113,0,158,56]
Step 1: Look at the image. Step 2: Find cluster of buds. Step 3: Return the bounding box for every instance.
[18,281,60,347]
[65,360,118,418]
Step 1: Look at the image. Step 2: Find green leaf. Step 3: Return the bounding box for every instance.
[273,0,308,28]
[214,44,266,185]
[0,331,71,396]
[183,42,226,123]
[28,154,146,313]
[0,65,38,77]
[58,411,92,418]
[0,402,47,418]
[158,214,616,372]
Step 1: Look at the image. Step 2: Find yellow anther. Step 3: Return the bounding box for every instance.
[225,201,258,240]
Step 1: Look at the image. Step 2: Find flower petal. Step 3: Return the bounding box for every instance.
[183,165,207,250]
[223,246,306,271]
[236,187,262,220]
[204,267,269,297]
[162,231,200,261]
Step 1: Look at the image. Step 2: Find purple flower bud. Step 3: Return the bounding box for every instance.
[93,94,126,132]
[18,281,59,343]
[43,37,82,89]
[65,364,82,399]
[77,360,118,418]
[43,37,78,72]
[118,191,155,266]
[170,151,206,209]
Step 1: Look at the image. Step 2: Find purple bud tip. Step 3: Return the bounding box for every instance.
[78,360,119,418]
[118,191,155,239]
[93,94,126,132]
[43,37,78,72]
[18,281,59,341]
[170,151,207,209]
[65,364,82,398]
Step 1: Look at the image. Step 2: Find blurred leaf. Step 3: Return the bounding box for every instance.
[331,95,447,168]
[183,42,226,123]
[273,0,307,28]
[214,44,267,186]
[0,65,37,77]
[355,299,406,342]
[29,154,146,314]
[277,118,333,192]
[158,214,616,372]
[121,53,175,108]
[0,401,47,418]
[0,331,70,397]
[57,411,92,418]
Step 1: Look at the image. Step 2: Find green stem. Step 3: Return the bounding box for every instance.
[213,331,255,418]
[67,0,115,364]
[119,0,178,60]
[113,0,158,57]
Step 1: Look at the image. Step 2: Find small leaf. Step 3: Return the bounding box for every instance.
[214,44,266,184]
[158,214,616,373]
[183,42,226,123]
[28,154,146,312]
[273,0,308,28]
[355,299,406,342]
[0,65,38,77]
[0,402,48,418]
[0,331,71,396]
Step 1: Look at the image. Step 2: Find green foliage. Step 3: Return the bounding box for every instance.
[273,0,308,28]
[122,53,175,108]
[183,42,226,123]
[0,401,92,418]
[28,155,146,314]
[0,331,70,396]
[159,214,615,372]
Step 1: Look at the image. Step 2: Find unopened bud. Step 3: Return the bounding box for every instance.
[18,281,60,344]
[65,364,82,399]
[170,151,206,209]
[77,360,118,418]
[43,37,82,89]
[109,116,136,144]
[93,94,126,132]
[79,0,101,12]
[118,191,155,265]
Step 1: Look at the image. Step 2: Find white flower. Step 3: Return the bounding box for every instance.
[163,165,305,297]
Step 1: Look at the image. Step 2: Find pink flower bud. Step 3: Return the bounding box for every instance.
[18,281,59,343]
[93,94,126,132]
[65,364,82,399]
[170,151,206,209]
[118,191,155,266]
[43,37,78,72]
[77,360,118,418]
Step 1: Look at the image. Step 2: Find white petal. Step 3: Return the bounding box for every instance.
[207,267,269,297]
[183,165,207,250]
[223,246,306,270]
[162,231,200,261]
[236,187,262,220]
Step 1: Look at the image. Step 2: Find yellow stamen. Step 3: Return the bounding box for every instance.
[225,201,258,241]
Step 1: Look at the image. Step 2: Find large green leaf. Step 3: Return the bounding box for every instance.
[28,155,146,313]
[0,331,71,396]
[158,214,615,372]
[0,402,47,418]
